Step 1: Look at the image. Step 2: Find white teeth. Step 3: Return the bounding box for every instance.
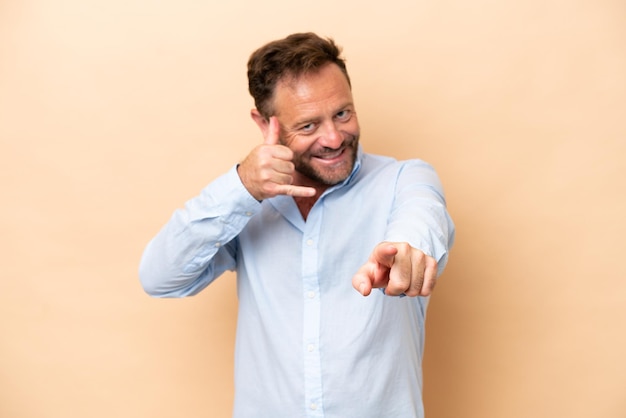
[317,149,343,159]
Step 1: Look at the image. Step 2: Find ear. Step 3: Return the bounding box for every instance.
[250,109,269,138]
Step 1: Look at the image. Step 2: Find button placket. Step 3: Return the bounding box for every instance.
[301,206,324,416]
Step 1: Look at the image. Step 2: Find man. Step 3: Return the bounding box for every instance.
[140,32,455,418]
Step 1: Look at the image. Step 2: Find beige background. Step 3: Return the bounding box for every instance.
[1,0,625,417]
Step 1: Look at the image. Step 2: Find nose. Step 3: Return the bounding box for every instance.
[317,121,344,149]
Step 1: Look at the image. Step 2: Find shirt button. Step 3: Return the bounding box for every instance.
[307,344,315,352]
[245,211,253,216]
[306,239,313,246]
[307,291,315,299]
[310,403,317,410]
[214,242,221,247]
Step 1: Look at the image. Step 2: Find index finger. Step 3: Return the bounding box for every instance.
[371,243,398,269]
[351,243,397,297]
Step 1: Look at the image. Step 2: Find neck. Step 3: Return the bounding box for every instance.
[292,175,330,220]
[293,195,317,221]
[293,183,328,220]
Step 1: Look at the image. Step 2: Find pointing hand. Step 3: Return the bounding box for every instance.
[352,242,438,297]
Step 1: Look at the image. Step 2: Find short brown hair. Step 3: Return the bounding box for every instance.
[247,32,351,118]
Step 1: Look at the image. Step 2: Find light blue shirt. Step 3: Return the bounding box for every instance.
[139,148,455,418]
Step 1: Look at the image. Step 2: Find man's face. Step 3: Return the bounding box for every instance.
[272,63,360,189]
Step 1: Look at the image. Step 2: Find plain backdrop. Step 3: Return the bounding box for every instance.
[1,0,625,417]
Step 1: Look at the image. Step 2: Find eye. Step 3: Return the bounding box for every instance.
[300,122,317,133]
[335,109,351,121]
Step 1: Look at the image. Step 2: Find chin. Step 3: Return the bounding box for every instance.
[310,163,354,186]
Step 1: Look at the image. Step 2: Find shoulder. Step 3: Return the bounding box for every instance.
[359,153,444,194]
[360,152,435,177]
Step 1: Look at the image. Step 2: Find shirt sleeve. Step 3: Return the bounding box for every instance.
[384,160,456,277]
[139,165,262,297]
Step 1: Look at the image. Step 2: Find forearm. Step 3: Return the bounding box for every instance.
[139,165,261,297]
[385,160,455,276]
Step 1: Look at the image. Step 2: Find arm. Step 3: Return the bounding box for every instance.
[138,166,261,297]
[352,160,455,297]
[139,116,315,297]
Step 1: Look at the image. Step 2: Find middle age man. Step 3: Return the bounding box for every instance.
[140,32,455,417]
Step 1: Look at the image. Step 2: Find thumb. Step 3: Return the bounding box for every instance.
[263,116,281,145]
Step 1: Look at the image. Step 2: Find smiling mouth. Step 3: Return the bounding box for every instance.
[313,147,346,161]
